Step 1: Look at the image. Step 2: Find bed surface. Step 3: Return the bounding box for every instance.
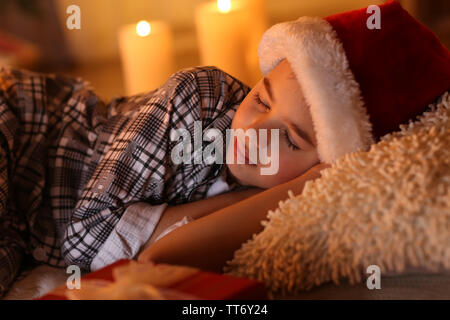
[3,265,449,300]
[274,274,450,300]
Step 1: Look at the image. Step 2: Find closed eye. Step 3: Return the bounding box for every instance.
[253,92,270,111]
[283,128,300,151]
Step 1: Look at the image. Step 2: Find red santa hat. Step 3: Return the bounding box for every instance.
[257,0,450,164]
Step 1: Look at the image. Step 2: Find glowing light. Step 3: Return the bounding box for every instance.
[136,20,151,37]
[217,0,231,13]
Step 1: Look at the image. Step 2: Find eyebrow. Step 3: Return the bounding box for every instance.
[263,77,275,103]
[288,121,316,148]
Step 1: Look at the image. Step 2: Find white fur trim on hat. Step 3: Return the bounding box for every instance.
[258,17,375,164]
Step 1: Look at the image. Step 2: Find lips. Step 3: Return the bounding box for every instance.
[234,137,254,165]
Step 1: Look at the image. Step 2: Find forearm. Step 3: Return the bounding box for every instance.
[139,168,322,272]
[145,187,263,247]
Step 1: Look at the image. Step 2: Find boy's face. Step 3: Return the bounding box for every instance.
[226,59,319,189]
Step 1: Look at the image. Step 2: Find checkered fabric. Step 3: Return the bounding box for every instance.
[0,65,250,296]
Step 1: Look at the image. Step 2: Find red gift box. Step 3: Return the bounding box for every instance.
[39,259,267,300]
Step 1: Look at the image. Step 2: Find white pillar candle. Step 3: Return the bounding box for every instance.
[118,20,175,95]
[195,0,268,86]
[243,0,269,85]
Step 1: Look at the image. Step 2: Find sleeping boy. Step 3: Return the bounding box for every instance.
[0,55,328,295]
[1,0,449,296]
[138,0,450,271]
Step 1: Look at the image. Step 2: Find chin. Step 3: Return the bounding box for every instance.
[227,164,252,187]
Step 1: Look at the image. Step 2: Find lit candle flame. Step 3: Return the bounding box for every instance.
[136,20,151,37]
[217,0,231,13]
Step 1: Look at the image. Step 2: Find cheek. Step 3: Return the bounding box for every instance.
[272,155,302,182]
[231,151,314,189]
[281,157,303,176]
[265,151,316,185]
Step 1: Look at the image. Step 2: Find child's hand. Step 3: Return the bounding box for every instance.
[284,162,331,196]
[308,162,332,178]
[296,162,332,182]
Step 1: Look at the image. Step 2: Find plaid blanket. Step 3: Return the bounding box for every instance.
[0,66,250,296]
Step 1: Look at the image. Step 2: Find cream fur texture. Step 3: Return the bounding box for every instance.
[258,17,375,164]
[223,92,450,299]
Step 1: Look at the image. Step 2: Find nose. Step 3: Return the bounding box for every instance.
[243,116,279,152]
[244,115,277,147]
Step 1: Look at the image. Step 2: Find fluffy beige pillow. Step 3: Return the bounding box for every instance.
[223,92,450,298]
